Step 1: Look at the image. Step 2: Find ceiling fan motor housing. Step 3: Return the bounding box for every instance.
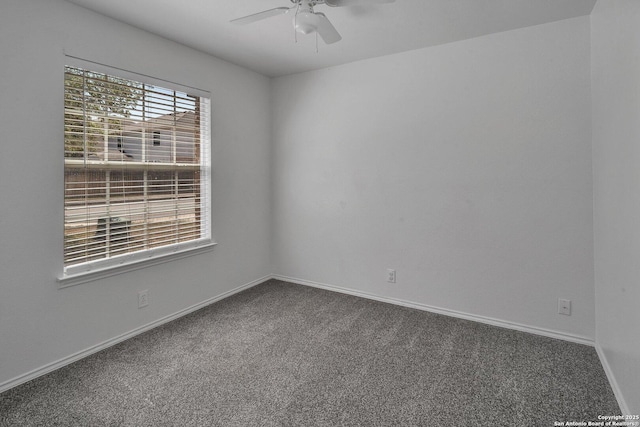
[291,0,323,4]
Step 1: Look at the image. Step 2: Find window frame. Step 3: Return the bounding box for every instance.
[58,56,215,288]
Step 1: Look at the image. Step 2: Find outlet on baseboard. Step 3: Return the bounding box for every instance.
[387,269,396,283]
[558,298,571,316]
[138,290,149,309]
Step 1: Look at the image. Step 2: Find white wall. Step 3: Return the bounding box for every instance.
[272,17,594,340]
[591,0,640,415]
[0,0,272,388]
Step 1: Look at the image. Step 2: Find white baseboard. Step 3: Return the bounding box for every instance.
[0,275,270,395]
[594,343,631,415]
[272,274,596,347]
[0,274,601,397]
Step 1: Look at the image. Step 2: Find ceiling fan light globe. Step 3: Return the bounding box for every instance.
[294,11,319,35]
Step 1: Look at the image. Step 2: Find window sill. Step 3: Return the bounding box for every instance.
[57,242,216,289]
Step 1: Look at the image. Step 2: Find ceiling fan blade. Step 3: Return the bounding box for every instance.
[325,0,395,6]
[230,7,291,25]
[315,13,342,44]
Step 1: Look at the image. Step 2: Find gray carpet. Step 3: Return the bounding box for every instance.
[0,280,620,426]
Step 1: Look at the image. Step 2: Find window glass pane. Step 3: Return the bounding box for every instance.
[63,65,210,272]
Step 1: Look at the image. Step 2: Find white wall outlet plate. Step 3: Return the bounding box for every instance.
[387,269,396,283]
[558,298,571,316]
[138,290,149,308]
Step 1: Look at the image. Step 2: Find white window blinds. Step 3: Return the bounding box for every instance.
[63,64,211,278]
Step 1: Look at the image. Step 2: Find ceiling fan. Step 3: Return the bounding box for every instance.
[231,0,396,45]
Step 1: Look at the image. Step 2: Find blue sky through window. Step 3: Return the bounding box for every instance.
[130,85,196,121]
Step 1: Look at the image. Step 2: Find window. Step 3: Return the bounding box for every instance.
[153,131,161,146]
[62,63,212,282]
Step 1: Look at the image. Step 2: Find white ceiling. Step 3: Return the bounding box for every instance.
[65,0,596,77]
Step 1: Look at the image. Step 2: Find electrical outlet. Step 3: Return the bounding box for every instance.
[558,298,571,316]
[138,290,149,309]
[387,269,396,283]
